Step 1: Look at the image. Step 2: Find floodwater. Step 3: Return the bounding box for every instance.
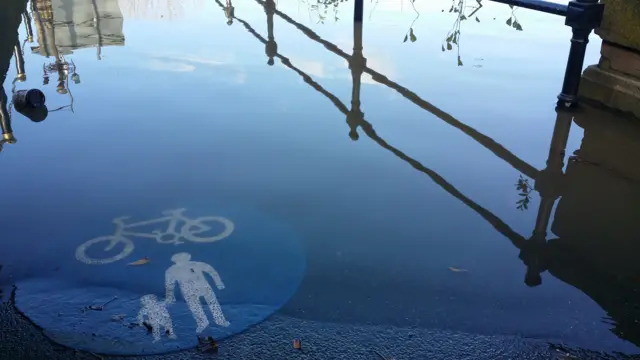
[1,0,640,358]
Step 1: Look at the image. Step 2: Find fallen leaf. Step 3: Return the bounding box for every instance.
[293,339,302,350]
[111,314,126,322]
[128,257,150,266]
[449,267,468,273]
[197,336,218,353]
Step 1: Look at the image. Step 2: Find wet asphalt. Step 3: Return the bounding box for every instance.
[0,291,635,360]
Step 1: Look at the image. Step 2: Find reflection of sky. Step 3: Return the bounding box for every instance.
[8,0,602,240]
[8,0,602,257]
[6,0,634,354]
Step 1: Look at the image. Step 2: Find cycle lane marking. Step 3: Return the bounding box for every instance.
[14,204,306,355]
[75,208,234,265]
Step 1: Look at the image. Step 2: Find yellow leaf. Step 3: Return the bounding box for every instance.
[128,257,150,266]
[449,267,468,272]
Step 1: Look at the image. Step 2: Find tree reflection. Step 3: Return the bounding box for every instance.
[296,0,526,66]
[505,5,523,31]
[515,174,533,211]
[440,0,524,65]
[402,0,420,44]
[299,0,347,24]
[119,0,207,20]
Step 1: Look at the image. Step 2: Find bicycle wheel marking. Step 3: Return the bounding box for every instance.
[183,216,235,243]
[75,236,135,265]
[15,204,306,356]
[75,209,235,265]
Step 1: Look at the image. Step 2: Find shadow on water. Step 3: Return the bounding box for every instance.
[2,0,640,354]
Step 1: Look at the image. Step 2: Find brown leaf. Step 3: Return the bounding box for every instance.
[197,336,218,353]
[128,257,150,266]
[449,267,468,273]
[293,339,302,350]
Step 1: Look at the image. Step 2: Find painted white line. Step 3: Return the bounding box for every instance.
[75,209,235,265]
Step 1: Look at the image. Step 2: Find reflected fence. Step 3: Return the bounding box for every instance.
[1,0,639,349]
[217,0,638,345]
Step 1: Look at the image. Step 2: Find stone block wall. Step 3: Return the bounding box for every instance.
[579,0,640,119]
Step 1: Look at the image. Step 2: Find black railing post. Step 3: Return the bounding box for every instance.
[519,107,573,287]
[14,42,26,82]
[347,21,366,140]
[0,88,16,152]
[23,11,34,43]
[354,0,363,22]
[557,0,604,107]
[264,0,277,66]
[490,0,567,16]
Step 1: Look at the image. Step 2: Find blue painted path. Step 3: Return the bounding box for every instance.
[5,201,305,355]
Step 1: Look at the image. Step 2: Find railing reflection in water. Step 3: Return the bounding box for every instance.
[215,0,640,347]
[1,0,638,350]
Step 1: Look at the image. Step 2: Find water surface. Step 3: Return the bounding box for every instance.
[1,0,639,357]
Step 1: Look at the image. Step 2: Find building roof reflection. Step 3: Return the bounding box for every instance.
[30,0,124,58]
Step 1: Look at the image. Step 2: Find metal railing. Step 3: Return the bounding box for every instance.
[352,0,606,108]
[491,0,567,16]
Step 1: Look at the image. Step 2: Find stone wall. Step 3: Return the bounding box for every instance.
[579,0,640,119]
[596,0,640,50]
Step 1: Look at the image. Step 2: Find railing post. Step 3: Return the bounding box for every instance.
[14,42,26,82]
[347,21,366,140]
[519,107,573,287]
[354,0,363,23]
[557,0,605,107]
[264,0,277,66]
[0,88,16,152]
[23,11,34,43]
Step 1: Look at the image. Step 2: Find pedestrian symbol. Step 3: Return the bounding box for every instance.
[13,204,306,355]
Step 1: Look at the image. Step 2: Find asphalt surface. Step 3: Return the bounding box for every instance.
[1,291,636,360]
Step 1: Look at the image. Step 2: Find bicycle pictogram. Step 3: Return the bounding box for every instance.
[75,209,234,265]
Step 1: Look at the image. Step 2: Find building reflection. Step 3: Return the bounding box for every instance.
[527,105,640,346]
[0,0,27,151]
[29,0,124,98]
[218,2,640,347]
[31,0,124,58]
[1,0,124,150]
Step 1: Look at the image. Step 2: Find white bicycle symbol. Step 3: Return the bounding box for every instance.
[75,208,234,265]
